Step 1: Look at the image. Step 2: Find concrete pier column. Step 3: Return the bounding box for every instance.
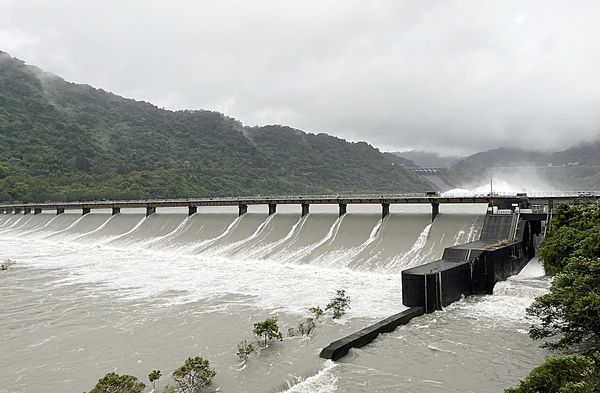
[112,207,121,215]
[188,206,197,216]
[24,207,31,215]
[431,201,440,222]
[146,207,156,217]
[268,203,277,216]
[238,204,248,216]
[339,203,347,217]
[82,207,91,215]
[382,203,390,219]
[14,207,22,214]
[301,203,310,217]
[34,208,42,215]
[56,207,65,215]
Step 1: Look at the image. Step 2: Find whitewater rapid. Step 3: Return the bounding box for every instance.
[0,204,549,392]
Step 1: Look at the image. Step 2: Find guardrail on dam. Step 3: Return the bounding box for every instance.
[0,192,595,220]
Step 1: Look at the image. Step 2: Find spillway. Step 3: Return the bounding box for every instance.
[0,204,548,393]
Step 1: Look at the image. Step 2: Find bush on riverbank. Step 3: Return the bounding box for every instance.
[506,202,600,392]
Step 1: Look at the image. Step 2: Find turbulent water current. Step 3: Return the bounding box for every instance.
[0,204,550,392]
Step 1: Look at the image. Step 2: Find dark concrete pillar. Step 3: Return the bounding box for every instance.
[339,203,347,217]
[34,208,42,215]
[301,203,310,217]
[14,207,22,214]
[431,201,439,222]
[268,203,277,216]
[82,207,91,215]
[112,207,121,215]
[238,204,248,216]
[146,207,156,217]
[56,207,65,215]
[382,203,390,219]
[24,207,31,215]
[188,206,197,216]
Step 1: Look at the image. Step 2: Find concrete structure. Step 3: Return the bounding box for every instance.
[319,307,424,360]
[320,210,543,361]
[0,192,594,219]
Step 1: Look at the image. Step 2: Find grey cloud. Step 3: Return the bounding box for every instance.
[2,0,600,155]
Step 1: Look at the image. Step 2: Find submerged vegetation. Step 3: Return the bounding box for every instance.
[507,202,600,392]
[325,289,351,319]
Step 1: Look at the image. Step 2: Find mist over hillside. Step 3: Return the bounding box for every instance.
[445,145,600,191]
[0,52,430,202]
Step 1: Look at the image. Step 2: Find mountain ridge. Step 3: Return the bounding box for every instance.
[0,51,430,202]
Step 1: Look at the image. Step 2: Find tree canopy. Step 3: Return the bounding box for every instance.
[0,52,429,203]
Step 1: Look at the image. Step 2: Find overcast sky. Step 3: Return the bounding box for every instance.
[2,0,600,155]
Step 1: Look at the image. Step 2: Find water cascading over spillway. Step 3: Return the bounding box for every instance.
[0,207,486,272]
[2,205,527,393]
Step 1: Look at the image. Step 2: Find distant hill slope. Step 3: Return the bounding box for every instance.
[381,152,417,167]
[447,144,600,190]
[390,151,460,168]
[0,51,429,202]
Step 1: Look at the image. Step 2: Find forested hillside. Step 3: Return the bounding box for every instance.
[0,52,429,202]
[447,145,600,190]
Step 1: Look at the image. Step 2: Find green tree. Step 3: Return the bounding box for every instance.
[309,306,324,319]
[527,257,600,350]
[171,356,215,393]
[506,353,600,393]
[236,340,255,361]
[325,289,351,319]
[148,369,161,390]
[253,317,283,347]
[89,372,145,393]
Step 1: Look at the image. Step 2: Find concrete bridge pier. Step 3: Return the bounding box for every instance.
[301,203,310,217]
[146,207,156,217]
[24,207,31,215]
[239,204,248,216]
[188,206,197,216]
[339,203,347,217]
[268,203,277,215]
[34,208,42,215]
[82,207,91,215]
[112,207,121,215]
[382,203,390,219]
[56,207,65,215]
[14,207,22,214]
[432,201,439,222]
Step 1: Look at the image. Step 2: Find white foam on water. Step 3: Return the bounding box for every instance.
[0,216,27,231]
[191,215,244,254]
[206,214,276,257]
[278,215,345,264]
[0,233,403,318]
[388,223,433,270]
[281,361,338,393]
[41,214,87,239]
[244,215,306,260]
[145,215,191,248]
[312,217,385,268]
[445,258,550,322]
[17,215,61,237]
[72,214,117,241]
[102,216,147,245]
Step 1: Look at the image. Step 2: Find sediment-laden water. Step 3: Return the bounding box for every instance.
[0,204,549,392]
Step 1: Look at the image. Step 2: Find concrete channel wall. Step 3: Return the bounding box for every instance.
[319,214,537,360]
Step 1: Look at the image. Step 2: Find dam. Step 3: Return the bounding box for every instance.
[0,197,566,392]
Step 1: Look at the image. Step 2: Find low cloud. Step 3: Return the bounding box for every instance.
[2,0,600,154]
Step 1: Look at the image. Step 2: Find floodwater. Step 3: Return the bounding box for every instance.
[0,204,550,392]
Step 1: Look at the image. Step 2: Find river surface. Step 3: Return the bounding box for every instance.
[0,204,550,392]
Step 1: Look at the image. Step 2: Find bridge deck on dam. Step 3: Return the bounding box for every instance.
[0,192,595,214]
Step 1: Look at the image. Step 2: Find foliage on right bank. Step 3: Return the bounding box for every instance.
[507,202,600,392]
